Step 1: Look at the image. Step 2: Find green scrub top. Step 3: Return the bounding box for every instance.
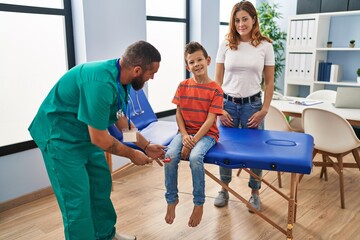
[28,58,130,158]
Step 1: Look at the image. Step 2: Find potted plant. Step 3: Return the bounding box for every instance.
[350,40,355,48]
[257,2,287,91]
[357,68,360,83]
[327,41,332,48]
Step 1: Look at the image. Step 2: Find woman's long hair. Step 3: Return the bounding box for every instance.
[226,1,272,50]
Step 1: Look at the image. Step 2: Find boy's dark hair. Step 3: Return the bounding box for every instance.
[122,40,161,70]
[184,41,208,64]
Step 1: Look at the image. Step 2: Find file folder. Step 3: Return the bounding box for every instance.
[305,54,313,79]
[307,19,316,47]
[301,20,309,46]
[295,20,303,46]
[289,20,297,46]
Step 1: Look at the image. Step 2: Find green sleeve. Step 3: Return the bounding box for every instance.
[78,81,115,130]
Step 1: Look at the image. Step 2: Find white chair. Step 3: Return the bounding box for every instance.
[302,108,360,209]
[265,105,299,132]
[289,90,337,132]
[236,105,298,187]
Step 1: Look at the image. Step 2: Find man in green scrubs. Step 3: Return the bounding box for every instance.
[28,41,165,240]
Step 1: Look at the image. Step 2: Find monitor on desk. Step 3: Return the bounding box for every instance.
[334,87,360,109]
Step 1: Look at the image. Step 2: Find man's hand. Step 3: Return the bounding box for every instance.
[130,149,153,165]
[145,144,166,159]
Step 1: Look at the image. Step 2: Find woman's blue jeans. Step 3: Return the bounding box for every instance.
[219,97,264,190]
[164,133,215,206]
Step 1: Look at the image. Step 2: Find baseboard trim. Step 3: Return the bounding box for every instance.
[0,186,54,213]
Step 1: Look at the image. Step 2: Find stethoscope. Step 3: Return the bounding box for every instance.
[116,59,144,119]
[115,59,128,120]
[128,91,144,116]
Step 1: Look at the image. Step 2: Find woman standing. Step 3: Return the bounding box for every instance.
[213,1,274,212]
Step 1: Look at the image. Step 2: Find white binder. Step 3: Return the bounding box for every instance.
[305,54,313,79]
[330,64,342,82]
[287,53,295,77]
[295,21,303,46]
[293,54,301,78]
[301,20,309,46]
[299,54,306,78]
[289,20,297,46]
[307,19,316,47]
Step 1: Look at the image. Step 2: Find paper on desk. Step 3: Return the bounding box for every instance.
[289,100,323,106]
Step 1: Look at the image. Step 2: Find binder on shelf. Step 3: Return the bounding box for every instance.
[299,54,306,78]
[289,20,297,46]
[301,20,309,46]
[317,61,325,81]
[287,53,295,77]
[316,61,332,82]
[324,62,332,82]
[305,54,313,79]
[294,54,301,78]
[329,64,342,82]
[307,19,316,47]
[295,20,303,46]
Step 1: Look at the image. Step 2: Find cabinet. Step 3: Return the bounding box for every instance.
[284,10,360,97]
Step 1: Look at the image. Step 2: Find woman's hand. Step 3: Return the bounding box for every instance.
[247,110,267,128]
[219,110,234,127]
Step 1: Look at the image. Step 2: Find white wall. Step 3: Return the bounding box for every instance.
[190,0,220,79]
[0,0,146,203]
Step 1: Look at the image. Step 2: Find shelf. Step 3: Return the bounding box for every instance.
[318,10,360,17]
[286,81,312,86]
[287,48,314,53]
[314,81,360,87]
[284,11,360,97]
[316,47,360,51]
[295,10,360,18]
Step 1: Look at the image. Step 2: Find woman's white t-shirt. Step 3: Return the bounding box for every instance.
[216,40,275,98]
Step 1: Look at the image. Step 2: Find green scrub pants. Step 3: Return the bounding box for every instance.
[41,147,116,240]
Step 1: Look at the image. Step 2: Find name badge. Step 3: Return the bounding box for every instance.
[122,128,139,142]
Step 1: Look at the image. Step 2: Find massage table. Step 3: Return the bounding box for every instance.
[106,88,314,240]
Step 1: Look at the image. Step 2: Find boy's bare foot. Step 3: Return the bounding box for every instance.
[165,199,179,224]
[188,205,203,227]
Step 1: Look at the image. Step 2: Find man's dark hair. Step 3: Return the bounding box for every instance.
[122,40,161,70]
[184,41,209,64]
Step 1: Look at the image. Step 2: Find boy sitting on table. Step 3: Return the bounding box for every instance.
[164,41,223,227]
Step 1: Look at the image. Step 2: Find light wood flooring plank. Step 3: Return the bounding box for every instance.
[1,153,360,240]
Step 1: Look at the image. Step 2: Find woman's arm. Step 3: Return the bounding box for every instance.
[214,63,225,86]
[262,65,275,113]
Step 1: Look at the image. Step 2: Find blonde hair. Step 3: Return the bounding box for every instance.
[226,1,272,50]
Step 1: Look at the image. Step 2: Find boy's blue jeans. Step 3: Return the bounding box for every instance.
[219,97,264,190]
[164,133,215,206]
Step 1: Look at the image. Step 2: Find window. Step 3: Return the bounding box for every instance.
[0,1,75,155]
[146,0,189,115]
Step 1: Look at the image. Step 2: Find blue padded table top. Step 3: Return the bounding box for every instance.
[205,126,314,174]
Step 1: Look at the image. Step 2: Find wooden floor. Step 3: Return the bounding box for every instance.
[1,152,360,240]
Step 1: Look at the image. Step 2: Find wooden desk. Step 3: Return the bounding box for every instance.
[271,97,360,127]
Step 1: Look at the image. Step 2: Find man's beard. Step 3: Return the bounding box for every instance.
[131,76,145,91]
